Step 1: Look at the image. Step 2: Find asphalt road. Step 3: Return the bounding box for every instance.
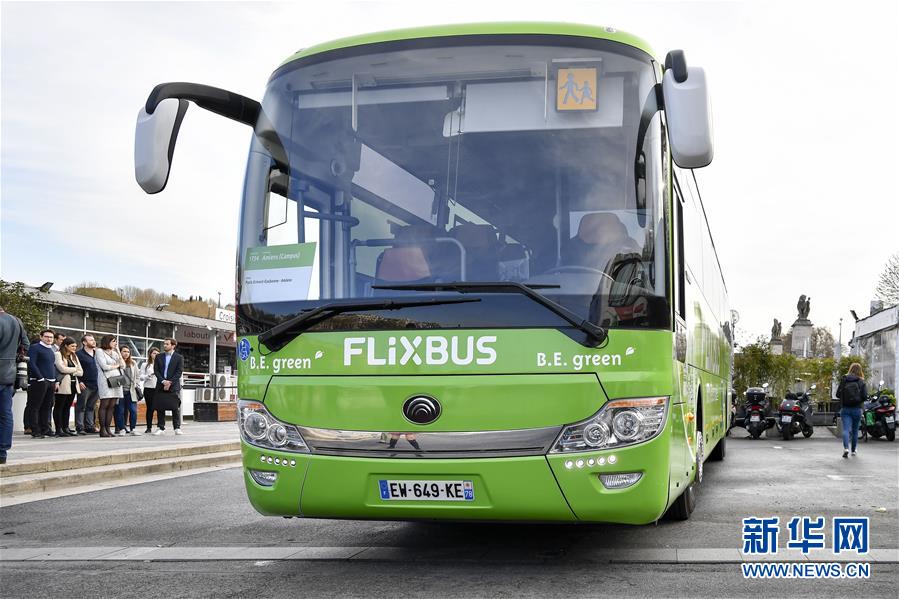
[1,430,897,597]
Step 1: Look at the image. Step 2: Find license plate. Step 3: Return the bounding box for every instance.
[750,414,761,422]
[886,416,895,423]
[782,415,792,423]
[379,480,474,501]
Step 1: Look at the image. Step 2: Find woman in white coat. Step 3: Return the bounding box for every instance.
[95,335,125,437]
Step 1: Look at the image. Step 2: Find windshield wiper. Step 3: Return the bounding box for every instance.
[372,282,608,348]
[257,297,481,352]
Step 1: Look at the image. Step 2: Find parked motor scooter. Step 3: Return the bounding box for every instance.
[743,384,774,439]
[861,380,896,442]
[777,384,815,441]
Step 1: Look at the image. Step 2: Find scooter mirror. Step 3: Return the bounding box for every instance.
[810,384,817,391]
[879,380,885,388]
[762,383,769,389]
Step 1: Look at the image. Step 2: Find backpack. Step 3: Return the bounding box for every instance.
[840,378,863,407]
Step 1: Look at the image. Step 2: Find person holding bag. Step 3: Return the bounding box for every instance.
[53,337,83,437]
[114,345,142,436]
[95,335,125,438]
[836,362,868,458]
[140,347,160,433]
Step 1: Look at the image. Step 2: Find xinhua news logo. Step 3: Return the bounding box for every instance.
[740,516,871,579]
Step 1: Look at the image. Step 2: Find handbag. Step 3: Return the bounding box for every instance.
[103,349,127,388]
[106,370,126,388]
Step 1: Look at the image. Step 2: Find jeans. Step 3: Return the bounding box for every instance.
[0,384,13,460]
[841,406,862,451]
[114,391,138,432]
[25,380,55,436]
[74,386,98,431]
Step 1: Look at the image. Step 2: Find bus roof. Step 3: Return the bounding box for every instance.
[278,22,657,69]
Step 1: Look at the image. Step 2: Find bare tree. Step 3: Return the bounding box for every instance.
[875,253,899,305]
[809,327,836,359]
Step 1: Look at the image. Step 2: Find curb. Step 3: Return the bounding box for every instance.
[0,440,240,477]
[1,451,241,497]
[1,546,896,563]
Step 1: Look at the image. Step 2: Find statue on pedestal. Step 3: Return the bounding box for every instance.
[797,295,811,321]
[771,318,782,340]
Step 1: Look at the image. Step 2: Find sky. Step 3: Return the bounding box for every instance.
[1,0,897,344]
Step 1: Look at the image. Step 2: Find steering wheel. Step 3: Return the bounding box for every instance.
[543,265,615,282]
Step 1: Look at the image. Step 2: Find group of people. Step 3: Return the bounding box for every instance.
[0,303,185,464]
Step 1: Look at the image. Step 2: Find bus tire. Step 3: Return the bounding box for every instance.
[708,433,725,461]
[666,482,696,521]
[666,425,703,521]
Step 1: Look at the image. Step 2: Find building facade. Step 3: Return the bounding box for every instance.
[34,288,236,377]
[850,303,898,391]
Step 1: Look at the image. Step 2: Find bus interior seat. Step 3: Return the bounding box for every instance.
[498,243,529,281]
[450,223,501,281]
[565,212,634,268]
[372,246,434,294]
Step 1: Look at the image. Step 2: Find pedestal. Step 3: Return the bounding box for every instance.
[791,319,813,357]
[769,339,784,355]
[194,402,238,422]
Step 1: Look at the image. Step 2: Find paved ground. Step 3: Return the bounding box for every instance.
[4,420,238,464]
[1,429,897,597]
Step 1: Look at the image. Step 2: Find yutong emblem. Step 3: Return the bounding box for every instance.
[403,396,441,425]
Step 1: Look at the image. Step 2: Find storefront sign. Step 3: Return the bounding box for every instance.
[215,308,236,324]
[175,326,237,347]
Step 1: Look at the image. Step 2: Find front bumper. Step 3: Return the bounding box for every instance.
[241,425,672,524]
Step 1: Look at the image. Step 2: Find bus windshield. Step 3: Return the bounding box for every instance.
[238,38,669,335]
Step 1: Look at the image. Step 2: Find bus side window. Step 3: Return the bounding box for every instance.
[673,174,687,320]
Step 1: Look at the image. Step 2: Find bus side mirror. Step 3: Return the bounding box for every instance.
[662,50,713,168]
[134,98,188,194]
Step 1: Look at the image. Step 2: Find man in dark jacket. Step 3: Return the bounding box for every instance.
[75,334,99,434]
[0,307,30,463]
[152,338,184,435]
[25,329,58,438]
[836,363,867,458]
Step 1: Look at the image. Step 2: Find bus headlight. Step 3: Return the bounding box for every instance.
[551,397,668,454]
[238,400,308,453]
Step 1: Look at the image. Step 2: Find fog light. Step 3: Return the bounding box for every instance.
[598,457,606,466]
[576,459,585,469]
[565,460,573,469]
[249,470,278,487]
[599,472,642,489]
[587,458,595,467]
[608,454,617,464]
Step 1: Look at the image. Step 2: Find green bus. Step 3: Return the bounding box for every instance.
[134,23,730,523]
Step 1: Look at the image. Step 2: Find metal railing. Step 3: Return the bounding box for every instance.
[183,371,238,402]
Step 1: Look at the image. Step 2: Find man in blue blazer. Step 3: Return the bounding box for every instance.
[152,338,185,435]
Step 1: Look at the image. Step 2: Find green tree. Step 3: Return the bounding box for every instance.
[0,280,47,338]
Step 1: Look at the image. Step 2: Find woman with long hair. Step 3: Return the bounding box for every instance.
[114,346,142,435]
[836,362,868,458]
[140,346,160,433]
[95,335,125,437]
[53,337,83,436]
